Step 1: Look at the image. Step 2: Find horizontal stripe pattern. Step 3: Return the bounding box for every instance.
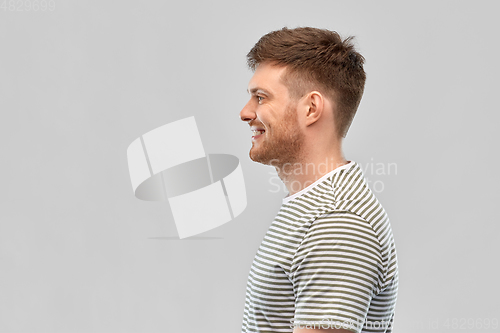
[242,161,398,333]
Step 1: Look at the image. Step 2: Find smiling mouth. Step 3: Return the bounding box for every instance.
[252,130,265,137]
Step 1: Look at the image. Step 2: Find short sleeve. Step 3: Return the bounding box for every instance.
[291,212,382,332]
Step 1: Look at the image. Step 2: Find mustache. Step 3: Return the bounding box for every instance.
[248,121,265,128]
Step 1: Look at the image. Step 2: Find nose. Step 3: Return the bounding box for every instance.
[240,99,256,122]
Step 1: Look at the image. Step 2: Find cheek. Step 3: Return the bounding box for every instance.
[257,105,280,124]
[255,110,270,127]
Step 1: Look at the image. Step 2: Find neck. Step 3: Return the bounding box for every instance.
[276,152,348,196]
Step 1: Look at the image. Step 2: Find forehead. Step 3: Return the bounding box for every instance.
[247,62,289,96]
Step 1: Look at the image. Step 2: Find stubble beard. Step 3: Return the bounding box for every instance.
[249,103,305,171]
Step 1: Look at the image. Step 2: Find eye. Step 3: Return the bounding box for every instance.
[257,96,264,103]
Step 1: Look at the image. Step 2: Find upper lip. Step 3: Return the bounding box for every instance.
[250,126,265,131]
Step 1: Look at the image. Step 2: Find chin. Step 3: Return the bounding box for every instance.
[249,149,270,165]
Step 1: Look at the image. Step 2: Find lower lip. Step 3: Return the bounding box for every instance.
[252,133,264,141]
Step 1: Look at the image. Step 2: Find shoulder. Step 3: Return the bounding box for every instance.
[308,211,381,247]
[295,211,383,263]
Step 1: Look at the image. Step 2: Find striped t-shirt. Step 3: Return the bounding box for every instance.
[241,161,398,333]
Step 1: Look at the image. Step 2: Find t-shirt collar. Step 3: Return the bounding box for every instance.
[282,160,355,205]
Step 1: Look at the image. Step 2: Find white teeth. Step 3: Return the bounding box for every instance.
[252,130,265,136]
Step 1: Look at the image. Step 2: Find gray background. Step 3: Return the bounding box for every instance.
[1,1,499,332]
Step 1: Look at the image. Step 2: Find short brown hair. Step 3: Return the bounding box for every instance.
[247,27,366,138]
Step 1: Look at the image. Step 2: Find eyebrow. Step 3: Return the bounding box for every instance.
[247,87,271,96]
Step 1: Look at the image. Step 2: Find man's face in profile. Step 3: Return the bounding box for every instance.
[240,62,305,167]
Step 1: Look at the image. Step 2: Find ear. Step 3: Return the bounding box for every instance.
[302,91,324,127]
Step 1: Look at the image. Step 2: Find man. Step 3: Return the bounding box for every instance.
[239,27,398,333]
